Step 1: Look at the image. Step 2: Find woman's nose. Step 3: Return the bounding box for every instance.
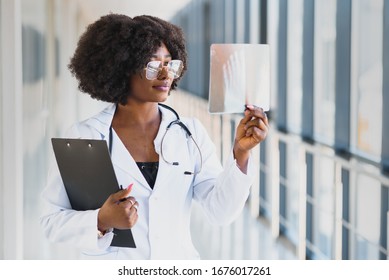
[157,66,170,80]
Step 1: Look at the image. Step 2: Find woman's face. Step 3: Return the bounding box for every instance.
[129,43,174,104]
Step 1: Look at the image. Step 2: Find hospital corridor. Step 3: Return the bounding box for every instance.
[1,0,389,261]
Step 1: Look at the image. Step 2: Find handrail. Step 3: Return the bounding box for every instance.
[274,129,389,187]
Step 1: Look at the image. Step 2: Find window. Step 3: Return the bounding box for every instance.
[279,141,301,246]
[267,0,279,117]
[21,0,50,259]
[224,0,235,43]
[352,174,382,259]
[286,0,303,134]
[235,0,245,43]
[259,139,270,217]
[350,0,383,160]
[314,0,336,145]
[312,157,336,259]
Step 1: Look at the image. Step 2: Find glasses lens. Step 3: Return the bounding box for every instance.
[146,61,162,80]
[167,60,183,79]
[145,60,183,80]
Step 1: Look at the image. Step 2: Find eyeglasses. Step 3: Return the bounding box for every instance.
[145,60,183,80]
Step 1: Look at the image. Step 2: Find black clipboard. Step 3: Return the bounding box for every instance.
[51,138,136,248]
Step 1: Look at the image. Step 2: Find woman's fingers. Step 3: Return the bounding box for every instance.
[244,105,268,125]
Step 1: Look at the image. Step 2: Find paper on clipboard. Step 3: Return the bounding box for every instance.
[51,138,136,248]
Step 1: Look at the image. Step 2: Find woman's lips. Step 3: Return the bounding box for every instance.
[153,85,170,91]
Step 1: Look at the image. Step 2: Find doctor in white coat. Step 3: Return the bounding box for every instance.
[40,14,269,260]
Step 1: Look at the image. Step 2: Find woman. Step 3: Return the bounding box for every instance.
[40,14,268,259]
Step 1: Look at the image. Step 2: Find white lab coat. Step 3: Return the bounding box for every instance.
[40,103,255,259]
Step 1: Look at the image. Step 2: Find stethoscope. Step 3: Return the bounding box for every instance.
[108,103,203,175]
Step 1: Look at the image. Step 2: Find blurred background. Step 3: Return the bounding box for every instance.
[1,0,388,260]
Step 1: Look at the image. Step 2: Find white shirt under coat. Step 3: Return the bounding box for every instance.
[40,103,255,259]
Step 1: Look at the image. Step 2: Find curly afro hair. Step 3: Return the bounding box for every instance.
[68,14,187,105]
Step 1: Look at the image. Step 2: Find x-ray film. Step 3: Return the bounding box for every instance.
[208,44,270,114]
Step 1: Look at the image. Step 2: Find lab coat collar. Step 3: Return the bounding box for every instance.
[84,103,116,141]
[84,103,178,142]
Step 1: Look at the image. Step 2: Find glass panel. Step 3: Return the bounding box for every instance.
[21,0,82,259]
[248,0,259,43]
[267,0,279,112]
[259,171,267,213]
[21,0,48,259]
[0,0,3,260]
[286,0,303,133]
[353,174,381,259]
[259,140,271,218]
[284,143,302,244]
[279,141,287,232]
[313,157,336,259]
[314,0,336,144]
[235,0,245,43]
[351,0,383,159]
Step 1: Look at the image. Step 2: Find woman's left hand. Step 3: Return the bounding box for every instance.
[233,105,269,173]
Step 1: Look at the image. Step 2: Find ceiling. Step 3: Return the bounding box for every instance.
[78,0,193,24]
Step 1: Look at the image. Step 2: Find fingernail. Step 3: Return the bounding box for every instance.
[127,183,134,190]
[246,105,254,110]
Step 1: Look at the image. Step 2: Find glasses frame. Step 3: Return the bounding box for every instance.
[145,59,183,80]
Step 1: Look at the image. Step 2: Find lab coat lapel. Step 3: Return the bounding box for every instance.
[84,104,150,189]
[109,105,180,191]
[110,128,151,190]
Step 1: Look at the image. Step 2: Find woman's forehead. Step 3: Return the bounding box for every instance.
[150,43,172,60]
